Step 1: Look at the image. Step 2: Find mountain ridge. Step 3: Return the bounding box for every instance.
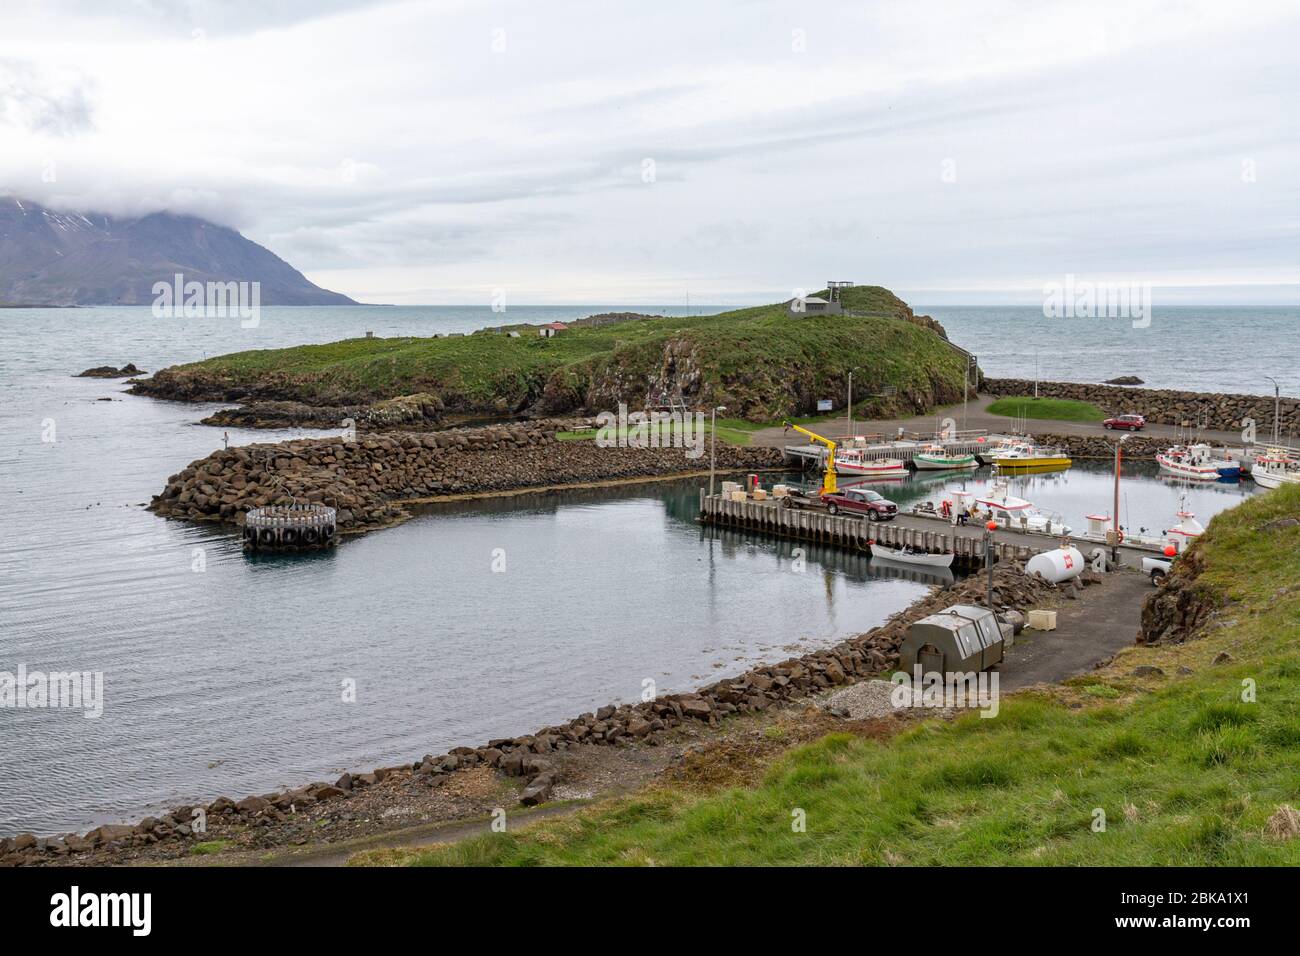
[0,197,356,306]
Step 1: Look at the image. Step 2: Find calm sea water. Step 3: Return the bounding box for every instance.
[0,304,1275,835]
[922,305,1300,395]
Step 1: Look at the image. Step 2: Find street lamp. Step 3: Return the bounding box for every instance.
[709,405,727,497]
[1113,433,1130,563]
[1264,376,1281,445]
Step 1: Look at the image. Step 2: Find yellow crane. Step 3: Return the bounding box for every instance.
[783,420,838,494]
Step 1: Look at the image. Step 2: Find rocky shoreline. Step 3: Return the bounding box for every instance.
[985,378,1298,434]
[197,393,446,431]
[0,562,1070,867]
[76,362,145,378]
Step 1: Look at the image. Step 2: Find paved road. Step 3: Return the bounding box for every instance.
[1001,570,1152,691]
[747,394,1246,450]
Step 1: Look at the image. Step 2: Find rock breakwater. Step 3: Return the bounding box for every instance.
[150,421,784,533]
[1034,432,1165,460]
[985,378,1298,434]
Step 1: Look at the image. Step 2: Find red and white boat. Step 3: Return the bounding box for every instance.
[1156,444,1235,481]
[833,448,909,478]
[1251,448,1300,489]
[1167,507,1205,545]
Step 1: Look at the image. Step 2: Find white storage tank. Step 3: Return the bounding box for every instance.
[1026,546,1084,584]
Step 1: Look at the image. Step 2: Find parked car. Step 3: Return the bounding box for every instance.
[822,487,898,521]
[1103,413,1146,431]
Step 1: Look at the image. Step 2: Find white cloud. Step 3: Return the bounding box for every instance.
[1,0,1297,303]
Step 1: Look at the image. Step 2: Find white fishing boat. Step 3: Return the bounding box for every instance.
[912,444,978,470]
[941,485,1072,535]
[871,544,955,568]
[1081,498,1203,552]
[1156,443,1236,481]
[833,448,909,478]
[1251,449,1300,489]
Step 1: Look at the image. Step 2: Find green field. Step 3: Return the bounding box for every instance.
[139,286,970,423]
[361,484,1300,866]
[987,396,1107,423]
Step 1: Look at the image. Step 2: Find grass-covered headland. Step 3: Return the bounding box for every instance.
[364,484,1300,866]
[132,287,971,422]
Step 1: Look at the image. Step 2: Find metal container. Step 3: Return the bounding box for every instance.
[898,603,1007,674]
[1026,546,1084,584]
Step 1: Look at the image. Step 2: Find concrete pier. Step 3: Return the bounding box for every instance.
[699,490,1034,570]
[698,491,1163,571]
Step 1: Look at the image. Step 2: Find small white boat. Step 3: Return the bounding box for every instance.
[912,444,978,470]
[1251,449,1300,489]
[1157,443,1236,481]
[834,448,909,478]
[942,484,1072,535]
[871,544,955,568]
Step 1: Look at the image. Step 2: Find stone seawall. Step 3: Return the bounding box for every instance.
[985,378,1298,435]
[1035,432,1165,460]
[150,420,784,532]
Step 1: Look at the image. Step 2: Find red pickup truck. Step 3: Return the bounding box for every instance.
[1103,413,1146,431]
[822,488,898,521]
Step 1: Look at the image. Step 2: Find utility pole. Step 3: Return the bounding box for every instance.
[708,405,726,497]
[964,354,976,432]
[984,520,997,613]
[1111,433,1129,564]
[1265,376,1280,444]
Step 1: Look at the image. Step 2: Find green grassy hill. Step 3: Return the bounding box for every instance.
[362,484,1300,866]
[132,287,970,422]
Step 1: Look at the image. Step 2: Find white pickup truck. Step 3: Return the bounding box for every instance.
[1142,556,1173,586]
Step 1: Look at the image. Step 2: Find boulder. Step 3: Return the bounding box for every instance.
[235,795,270,815]
[519,774,555,806]
[86,824,135,846]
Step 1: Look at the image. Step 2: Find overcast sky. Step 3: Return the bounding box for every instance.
[2,0,1298,305]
